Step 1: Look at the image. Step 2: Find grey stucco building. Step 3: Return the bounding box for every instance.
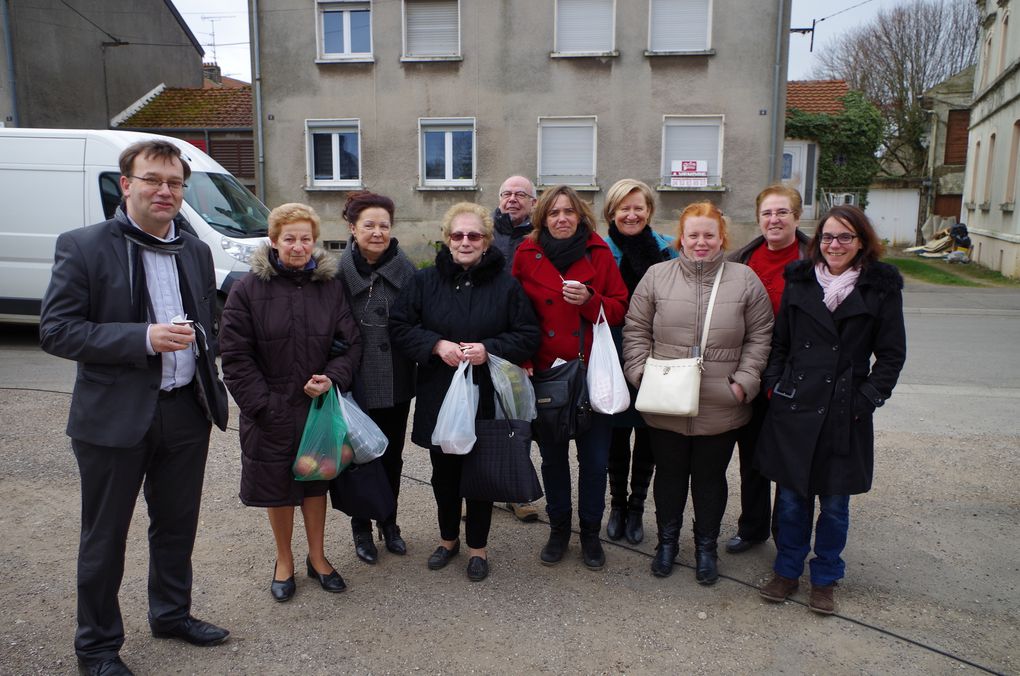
[251,0,792,258]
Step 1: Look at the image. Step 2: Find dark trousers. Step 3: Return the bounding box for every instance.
[72,385,211,661]
[538,412,612,524]
[648,428,738,537]
[351,400,411,533]
[607,426,654,512]
[429,448,493,549]
[734,393,775,541]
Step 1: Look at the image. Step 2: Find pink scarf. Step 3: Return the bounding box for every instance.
[814,262,860,312]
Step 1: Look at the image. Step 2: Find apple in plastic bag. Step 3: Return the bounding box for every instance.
[318,458,338,479]
[294,455,318,477]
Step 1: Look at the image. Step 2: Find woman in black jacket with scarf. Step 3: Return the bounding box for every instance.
[390,202,540,582]
[755,205,906,615]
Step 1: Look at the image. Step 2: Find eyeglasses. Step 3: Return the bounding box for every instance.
[759,209,793,219]
[820,233,858,244]
[450,231,484,242]
[500,191,533,200]
[128,175,187,193]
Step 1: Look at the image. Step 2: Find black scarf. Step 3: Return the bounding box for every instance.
[351,237,400,277]
[608,224,671,295]
[117,218,187,323]
[539,225,590,274]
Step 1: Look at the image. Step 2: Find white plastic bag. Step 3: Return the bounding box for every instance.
[587,304,630,414]
[431,360,478,454]
[337,389,389,464]
[488,354,537,421]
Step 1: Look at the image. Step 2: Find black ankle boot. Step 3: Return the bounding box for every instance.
[650,518,680,578]
[540,512,571,565]
[624,510,644,545]
[694,531,719,585]
[379,523,406,556]
[605,507,626,541]
[579,519,606,571]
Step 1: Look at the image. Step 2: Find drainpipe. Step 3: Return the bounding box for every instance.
[1,0,18,126]
[250,0,266,199]
[768,0,789,182]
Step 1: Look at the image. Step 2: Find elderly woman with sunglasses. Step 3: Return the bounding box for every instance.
[390,203,540,582]
[337,191,418,565]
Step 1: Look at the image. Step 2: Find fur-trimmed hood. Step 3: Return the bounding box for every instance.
[784,258,903,292]
[248,243,339,283]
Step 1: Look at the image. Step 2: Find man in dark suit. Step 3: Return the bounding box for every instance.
[40,140,230,676]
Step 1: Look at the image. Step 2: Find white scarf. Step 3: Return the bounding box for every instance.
[814,262,860,312]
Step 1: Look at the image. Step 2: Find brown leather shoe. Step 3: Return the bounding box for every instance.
[759,573,799,602]
[809,583,837,614]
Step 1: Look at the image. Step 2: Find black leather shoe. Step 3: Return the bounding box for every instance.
[427,541,460,570]
[77,656,134,676]
[151,616,230,646]
[466,556,489,582]
[354,531,378,564]
[725,534,763,554]
[624,511,644,544]
[306,557,347,593]
[270,560,296,602]
[380,523,407,556]
[605,507,625,541]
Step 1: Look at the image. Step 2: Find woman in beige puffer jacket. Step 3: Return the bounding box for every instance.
[622,201,773,584]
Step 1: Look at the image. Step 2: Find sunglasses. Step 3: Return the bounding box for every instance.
[450,232,484,242]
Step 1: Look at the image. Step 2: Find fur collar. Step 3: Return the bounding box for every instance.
[785,258,903,292]
[249,243,339,282]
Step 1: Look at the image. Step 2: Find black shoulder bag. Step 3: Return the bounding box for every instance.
[530,318,592,444]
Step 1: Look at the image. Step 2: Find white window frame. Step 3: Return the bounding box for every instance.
[552,0,617,57]
[402,0,461,61]
[305,119,363,189]
[537,116,598,187]
[660,115,724,189]
[646,0,713,55]
[418,117,476,187]
[316,1,373,62]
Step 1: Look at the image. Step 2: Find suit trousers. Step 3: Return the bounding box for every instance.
[72,383,212,660]
[351,400,411,533]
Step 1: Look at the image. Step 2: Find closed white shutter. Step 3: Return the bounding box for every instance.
[649,0,710,52]
[556,0,614,53]
[663,119,721,183]
[540,121,596,184]
[405,0,459,57]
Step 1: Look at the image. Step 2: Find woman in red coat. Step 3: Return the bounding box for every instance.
[512,185,628,571]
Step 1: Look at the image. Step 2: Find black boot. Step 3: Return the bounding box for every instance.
[540,512,571,566]
[694,529,719,586]
[353,530,378,564]
[650,518,680,578]
[605,507,626,541]
[379,523,407,556]
[625,495,645,544]
[579,519,606,571]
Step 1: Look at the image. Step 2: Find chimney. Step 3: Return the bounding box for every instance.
[203,63,222,85]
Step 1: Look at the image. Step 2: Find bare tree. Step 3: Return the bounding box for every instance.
[812,0,979,177]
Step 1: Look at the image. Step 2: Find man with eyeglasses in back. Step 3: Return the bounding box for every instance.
[722,185,812,557]
[40,140,230,676]
[491,175,541,522]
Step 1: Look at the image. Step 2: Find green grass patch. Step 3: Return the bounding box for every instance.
[886,257,982,287]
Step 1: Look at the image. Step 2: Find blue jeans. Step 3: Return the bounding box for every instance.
[538,412,611,524]
[773,487,850,586]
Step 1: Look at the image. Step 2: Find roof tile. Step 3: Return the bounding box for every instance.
[119,87,252,129]
[786,80,849,115]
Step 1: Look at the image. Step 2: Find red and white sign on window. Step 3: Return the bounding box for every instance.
[671,160,708,188]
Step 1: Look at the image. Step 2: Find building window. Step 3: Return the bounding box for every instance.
[661,115,723,187]
[306,119,361,188]
[648,0,711,53]
[554,0,615,55]
[538,116,597,186]
[403,0,460,59]
[944,109,970,165]
[999,13,1010,75]
[984,132,997,204]
[1005,121,1020,204]
[970,140,981,202]
[419,118,475,186]
[317,1,372,60]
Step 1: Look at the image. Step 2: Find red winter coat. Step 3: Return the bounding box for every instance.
[512,231,629,372]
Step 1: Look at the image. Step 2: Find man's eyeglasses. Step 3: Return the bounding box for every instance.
[759,209,793,219]
[128,175,187,193]
[500,191,533,200]
[450,232,484,242]
[820,233,858,244]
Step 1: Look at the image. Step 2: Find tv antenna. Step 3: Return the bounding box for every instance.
[200,15,235,64]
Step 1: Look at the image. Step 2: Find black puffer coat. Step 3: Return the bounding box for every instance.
[389,246,541,449]
[220,245,362,507]
[755,260,906,497]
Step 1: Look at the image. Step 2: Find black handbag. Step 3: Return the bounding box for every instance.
[530,320,591,444]
[460,393,544,503]
[328,458,396,521]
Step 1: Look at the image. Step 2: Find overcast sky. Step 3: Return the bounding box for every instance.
[172,0,907,84]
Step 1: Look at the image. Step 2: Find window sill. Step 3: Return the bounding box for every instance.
[979,201,992,211]
[1000,201,1015,212]
[644,49,715,57]
[315,56,375,64]
[537,184,600,192]
[656,184,727,193]
[550,50,619,59]
[401,55,463,63]
[305,183,365,192]
[416,185,478,191]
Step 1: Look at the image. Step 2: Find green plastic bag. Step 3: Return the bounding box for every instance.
[293,387,350,481]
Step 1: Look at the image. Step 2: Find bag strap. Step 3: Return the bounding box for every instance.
[696,263,724,356]
[491,386,516,436]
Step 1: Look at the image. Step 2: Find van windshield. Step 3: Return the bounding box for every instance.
[183,172,269,238]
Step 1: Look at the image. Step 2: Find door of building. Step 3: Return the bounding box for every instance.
[782,140,818,220]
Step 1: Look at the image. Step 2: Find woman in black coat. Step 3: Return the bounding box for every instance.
[390,202,540,582]
[755,204,906,615]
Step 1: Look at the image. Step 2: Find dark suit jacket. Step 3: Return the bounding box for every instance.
[40,209,229,448]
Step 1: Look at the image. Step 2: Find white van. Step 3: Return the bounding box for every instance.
[0,128,269,327]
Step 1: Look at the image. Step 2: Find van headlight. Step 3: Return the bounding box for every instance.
[221,237,260,264]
